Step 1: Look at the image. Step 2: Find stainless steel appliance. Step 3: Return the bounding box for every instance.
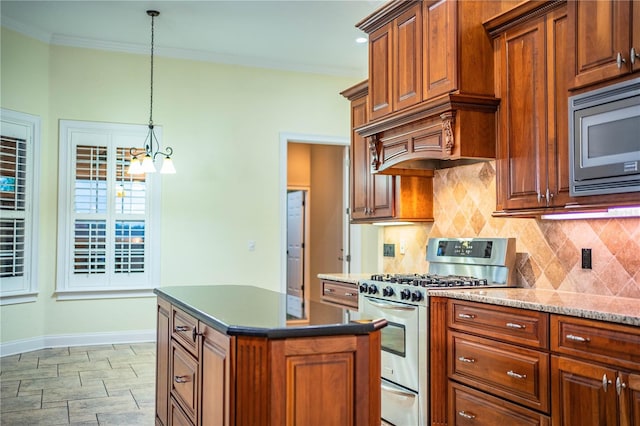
[569,77,640,196]
[359,237,516,426]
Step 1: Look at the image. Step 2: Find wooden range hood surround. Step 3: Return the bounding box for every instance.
[356,94,499,175]
[355,0,503,175]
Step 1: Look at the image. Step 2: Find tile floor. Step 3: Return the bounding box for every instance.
[0,343,156,425]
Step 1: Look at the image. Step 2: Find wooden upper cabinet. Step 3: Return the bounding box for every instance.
[423,0,456,99]
[369,24,393,119]
[568,0,637,89]
[393,5,423,111]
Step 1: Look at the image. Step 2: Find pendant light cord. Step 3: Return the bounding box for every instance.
[149,12,156,126]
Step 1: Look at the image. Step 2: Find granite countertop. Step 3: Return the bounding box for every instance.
[155,285,386,338]
[317,273,372,284]
[429,287,640,327]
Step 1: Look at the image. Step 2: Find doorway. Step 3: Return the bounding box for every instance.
[280,133,349,322]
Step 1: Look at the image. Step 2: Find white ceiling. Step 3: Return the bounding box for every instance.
[1,0,386,78]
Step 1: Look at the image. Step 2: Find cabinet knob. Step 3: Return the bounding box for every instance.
[458,411,476,420]
[632,47,639,65]
[617,52,627,69]
[174,375,190,383]
[616,376,627,396]
[603,374,612,392]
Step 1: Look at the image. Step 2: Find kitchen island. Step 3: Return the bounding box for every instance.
[154,285,386,426]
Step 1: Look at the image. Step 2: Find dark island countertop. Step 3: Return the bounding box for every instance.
[155,285,387,339]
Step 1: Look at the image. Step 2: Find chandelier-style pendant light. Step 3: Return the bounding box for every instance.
[128,10,175,175]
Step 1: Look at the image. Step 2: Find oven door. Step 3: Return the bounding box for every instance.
[381,378,420,426]
[360,295,419,391]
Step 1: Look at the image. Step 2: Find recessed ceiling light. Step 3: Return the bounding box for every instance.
[355,37,368,44]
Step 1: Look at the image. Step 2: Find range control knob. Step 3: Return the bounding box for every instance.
[367,284,378,295]
[359,283,369,294]
[383,286,394,297]
[411,291,423,302]
[400,289,411,300]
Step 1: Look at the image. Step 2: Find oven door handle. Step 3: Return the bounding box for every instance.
[381,382,417,398]
[364,299,416,311]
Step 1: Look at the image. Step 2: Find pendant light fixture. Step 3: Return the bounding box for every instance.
[128,10,175,174]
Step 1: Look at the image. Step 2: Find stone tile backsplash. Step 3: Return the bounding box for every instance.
[383,161,640,298]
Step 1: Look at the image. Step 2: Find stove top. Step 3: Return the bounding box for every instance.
[369,273,489,288]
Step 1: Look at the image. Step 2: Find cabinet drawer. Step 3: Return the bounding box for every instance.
[449,300,548,349]
[449,381,550,426]
[449,331,550,412]
[172,306,199,358]
[551,314,640,371]
[170,396,195,426]
[171,341,199,423]
[321,280,359,309]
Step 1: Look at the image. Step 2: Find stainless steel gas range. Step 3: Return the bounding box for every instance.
[358,237,516,426]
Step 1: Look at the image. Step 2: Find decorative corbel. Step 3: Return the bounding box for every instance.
[441,111,456,156]
[368,134,381,171]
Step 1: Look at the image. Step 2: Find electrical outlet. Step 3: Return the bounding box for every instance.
[581,248,592,269]
[383,243,395,257]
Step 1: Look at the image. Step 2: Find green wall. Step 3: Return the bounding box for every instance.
[1,28,359,346]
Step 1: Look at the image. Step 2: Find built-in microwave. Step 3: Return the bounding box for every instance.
[569,77,640,197]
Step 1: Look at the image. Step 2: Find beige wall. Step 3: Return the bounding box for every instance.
[382,161,640,298]
[0,28,359,346]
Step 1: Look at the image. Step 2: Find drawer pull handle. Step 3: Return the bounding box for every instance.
[324,288,335,293]
[616,376,627,396]
[458,313,476,320]
[505,322,525,329]
[345,292,356,297]
[603,374,612,392]
[174,375,190,383]
[566,334,590,343]
[507,370,527,380]
[458,411,476,419]
[458,356,476,363]
[174,325,190,332]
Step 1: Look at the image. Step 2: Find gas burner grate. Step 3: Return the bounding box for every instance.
[370,273,489,288]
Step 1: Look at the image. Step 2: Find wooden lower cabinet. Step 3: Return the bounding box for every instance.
[157,300,380,426]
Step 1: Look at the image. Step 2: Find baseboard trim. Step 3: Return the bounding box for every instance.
[0,329,156,357]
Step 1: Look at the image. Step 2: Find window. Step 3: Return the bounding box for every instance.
[57,120,160,299]
[0,109,40,305]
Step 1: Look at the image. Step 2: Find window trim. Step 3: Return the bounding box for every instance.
[57,120,161,300]
[0,108,41,305]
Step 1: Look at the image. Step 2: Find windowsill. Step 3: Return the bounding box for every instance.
[55,288,156,301]
[1,292,38,306]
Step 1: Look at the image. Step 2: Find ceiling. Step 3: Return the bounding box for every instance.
[1,0,386,78]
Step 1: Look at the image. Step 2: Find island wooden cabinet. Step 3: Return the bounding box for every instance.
[551,315,640,426]
[156,295,382,426]
[568,0,640,90]
[341,81,434,223]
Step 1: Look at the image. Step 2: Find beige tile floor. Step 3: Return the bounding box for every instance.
[0,343,156,425]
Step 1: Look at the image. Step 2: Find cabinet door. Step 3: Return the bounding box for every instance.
[156,300,171,426]
[350,96,370,221]
[545,6,572,207]
[620,373,640,426]
[496,15,547,210]
[393,4,422,111]
[201,323,233,426]
[633,1,640,73]
[568,0,631,88]
[369,24,393,120]
[423,0,456,99]
[369,172,394,220]
[551,356,618,426]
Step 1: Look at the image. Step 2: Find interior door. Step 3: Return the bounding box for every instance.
[286,190,305,318]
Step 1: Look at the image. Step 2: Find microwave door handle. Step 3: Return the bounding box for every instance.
[365,299,416,311]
